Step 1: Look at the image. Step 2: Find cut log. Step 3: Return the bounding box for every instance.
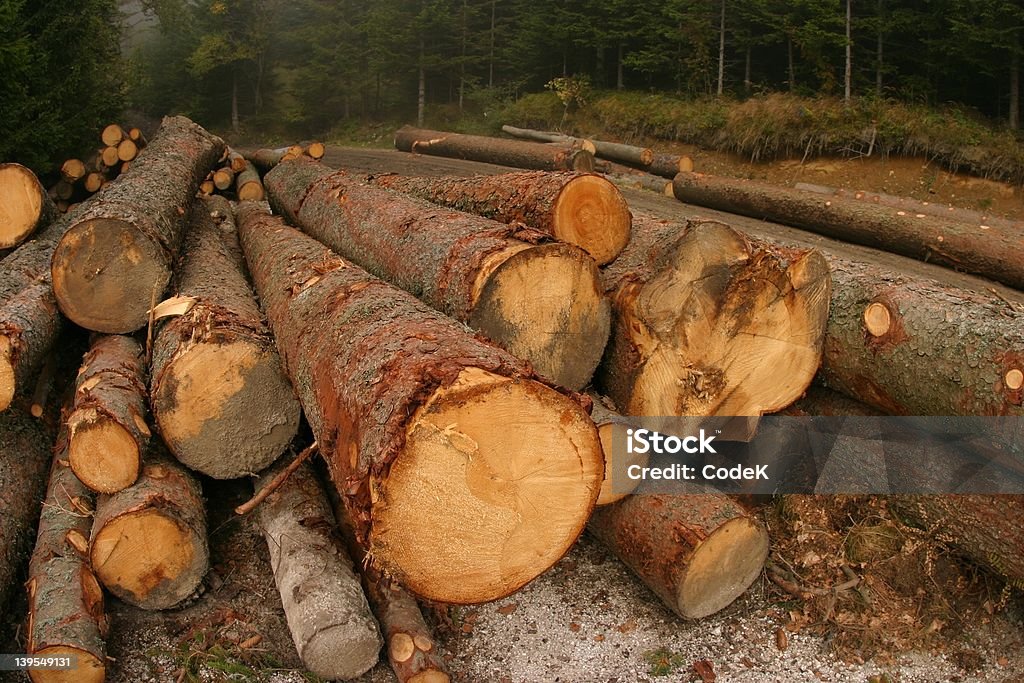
[101,124,125,147]
[128,127,147,146]
[53,181,74,202]
[83,172,105,194]
[50,115,225,333]
[819,255,1024,415]
[213,166,235,191]
[500,125,597,154]
[306,141,326,160]
[234,202,604,603]
[246,147,288,173]
[647,153,692,179]
[27,437,107,683]
[673,171,1024,290]
[227,150,247,173]
[89,449,208,609]
[606,172,674,197]
[588,493,769,619]
[29,351,57,418]
[331,486,451,683]
[151,195,300,479]
[587,393,648,506]
[0,410,51,611]
[257,460,382,680]
[0,163,58,248]
[199,178,215,195]
[60,159,87,183]
[265,159,610,391]
[368,170,631,265]
[67,335,150,494]
[590,138,654,167]
[599,212,831,417]
[117,138,139,162]
[395,126,595,172]
[235,163,264,201]
[100,146,120,168]
[892,496,1024,587]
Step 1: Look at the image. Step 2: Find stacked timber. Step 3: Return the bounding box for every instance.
[0,163,57,248]
[244,142,326,173]
[234,202,604,603]
[200,149,265,201]
[395,126,596,172]
[263,158,610,391]
[51,124,150,213]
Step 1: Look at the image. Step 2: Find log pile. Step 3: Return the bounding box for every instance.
[50,123,149,214]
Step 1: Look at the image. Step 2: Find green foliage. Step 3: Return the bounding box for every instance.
[643,647,687,676]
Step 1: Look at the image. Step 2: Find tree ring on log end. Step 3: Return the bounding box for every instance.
[677,516,768,619]
[370,368,603,603]
[68,411,141,494]
[1006,368,1024,391]
[90,508,201,609]
[0,164,44,248]
[470,243,609,390]
[154,339,300,479]
[407,672,450,683]
[0,337,15,411]
[552,175,632,266]
[595,422,649,506]
[27,645,105,683]
[863,302,892,337]
[51,219,170,333]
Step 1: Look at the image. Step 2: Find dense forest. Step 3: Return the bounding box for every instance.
[2,0,1023,170]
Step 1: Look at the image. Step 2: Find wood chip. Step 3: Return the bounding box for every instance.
[497,602,518,615]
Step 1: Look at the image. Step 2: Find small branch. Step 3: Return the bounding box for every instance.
[235,441,319,515]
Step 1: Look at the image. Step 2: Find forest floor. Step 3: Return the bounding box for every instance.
[2,146,1023,683]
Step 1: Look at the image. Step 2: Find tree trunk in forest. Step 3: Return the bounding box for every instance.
[50,116,225,333]
[1010,42,1020,131]
[788,36,795,91]
[89,450,208,610]
[588,493,769,619]
[67,335,150,494]
[331,486,451,683]
[0,163,58,248]
[213,166,235,191]
[488,0,496,88]
[150,196,300,479]
[717,0,725,97]
[745,45,751,93]
[617,43,624,89]
[264,159,610,391]
[234,202,604,604]
[0,410,51,611]
[27,441,107,683]
[417,26,426,128]
[257,460,382,680]
[232,72,240,135]
[672,171,1024,290]
[891,496,1024,587]
[876,0,883,97]
[500,125,597,154]
[586,393,648,506]
[845,0,852,104]
[367,170,631,265]
[395,126,595,172]
[598,212,831,418]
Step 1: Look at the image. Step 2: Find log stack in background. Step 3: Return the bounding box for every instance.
[395,126,596,172]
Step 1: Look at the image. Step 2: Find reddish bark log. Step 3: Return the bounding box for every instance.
[50,116,225,333]
[234,202,604,604]
[395,126,595,172]
[264,158,609,390]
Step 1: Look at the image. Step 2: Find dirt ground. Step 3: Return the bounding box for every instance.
[2,146,1023,683]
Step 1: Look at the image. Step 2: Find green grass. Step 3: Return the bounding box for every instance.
[643,647,688,676]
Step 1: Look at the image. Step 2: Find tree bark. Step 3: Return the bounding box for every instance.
[588,493,769,619]
[717,0,726,97]
[264,159,610,391]
[257,460,382,680]
[89,449,208,610]
[0,163,58,248]
[67,335,150,494]
[590,138,655,168]
[586,393,648,506]
[0,410,51,611]
[27,437,107,683]
[395,126,595,172]
[235,162,264,201]
[875,0,883,97]
[367,170,631,265]
[51,116,226,333]
[151,195,300,479]
[500,125,597,154]
[246,147,291,173]
[844,0,852,104]
[599,211,831,417]
[234,202,604,604]
[1010,40,1020,131]
[647,153,693,179]
[672,171,1024,290]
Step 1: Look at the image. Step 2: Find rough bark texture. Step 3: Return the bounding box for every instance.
[598,211,831,417]
[27,434,107,683]
[0,410,51,611]
[89,449,208,610]
[589,138,654,167]
[264,159,609,390]
[500,125,597,154]
[367,170,631,265]
[246,147,294,173]
[820,255,1024,415]
[151,195,300,479]
[892,496,1024,587]
[257,460,382,680]
[234,202,603,604]
[395,126,595,172]
[50,115,226,333]
[67,335,150,494]
[588,493,769,619]
[0,163,58,248]
[647,153,692,179]
[672,171,1024,290]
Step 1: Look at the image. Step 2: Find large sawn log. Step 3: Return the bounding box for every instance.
[672,171,1024,290]
[0,163,58,248]
[264,159,610,391]
[395,126,595,172]
[367,171,632,266]
[50,116,225,333]
[234,202,604,604]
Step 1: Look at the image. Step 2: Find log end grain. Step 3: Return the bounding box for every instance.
[1004,368,1023,391]
[675,515,768,618]
[51,218,170,333]
[863,301,892,337]
[470,243,610,391]
[27,645,105,683]
[552,174,632,265]
[101,124,125,147]
[306,142,326,160]
[370,367,604,604]
[0,163,51,248]
[237,180,265,202]
[68,410,142,494]
[153,338,301,479]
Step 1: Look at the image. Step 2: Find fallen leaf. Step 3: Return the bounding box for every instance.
[497,603,518,616]
[692,659,716,683]
[775,628,789,651]
[616,618,637,634]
